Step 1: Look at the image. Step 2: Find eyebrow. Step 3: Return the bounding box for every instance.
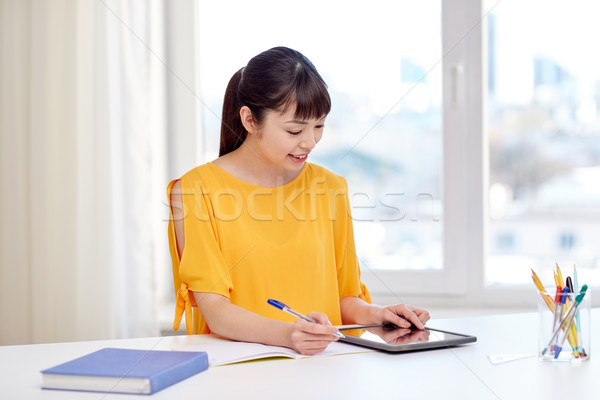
[284,116,327,124]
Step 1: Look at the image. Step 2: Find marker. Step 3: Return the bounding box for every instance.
[267,299,345,339]
[565,277,575,309]
[553,285,588,358]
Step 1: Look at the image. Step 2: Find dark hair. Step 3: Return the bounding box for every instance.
[219,47,331,156]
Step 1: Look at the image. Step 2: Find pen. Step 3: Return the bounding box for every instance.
[573,266,585,356]
[549,286,565,352]
[564,275,580,356]
[566,277,573,294]
[267,299,345,339]
[553,285,588,358]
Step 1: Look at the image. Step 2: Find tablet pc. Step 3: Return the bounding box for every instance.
[338,325,476,353]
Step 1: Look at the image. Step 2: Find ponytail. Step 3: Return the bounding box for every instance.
[219,68,245,157]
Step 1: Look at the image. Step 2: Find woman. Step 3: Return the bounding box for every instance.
[168,47,429,355]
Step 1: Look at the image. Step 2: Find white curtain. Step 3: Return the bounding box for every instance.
[0,0,189,344]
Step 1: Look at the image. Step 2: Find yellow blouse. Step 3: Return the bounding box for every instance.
[167,162,371,334]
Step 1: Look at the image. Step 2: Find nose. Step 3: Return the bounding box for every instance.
[300,129,320,151]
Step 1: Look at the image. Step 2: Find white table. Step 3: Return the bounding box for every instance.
[0,311,597,400]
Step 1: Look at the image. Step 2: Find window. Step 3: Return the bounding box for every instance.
[487,0,600,287]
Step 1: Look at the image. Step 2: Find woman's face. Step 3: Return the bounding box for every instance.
[252,107,326,173]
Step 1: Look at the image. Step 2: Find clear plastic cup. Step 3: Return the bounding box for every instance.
[538,288,590,363]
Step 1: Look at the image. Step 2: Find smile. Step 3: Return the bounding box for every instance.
[288,154,308,163]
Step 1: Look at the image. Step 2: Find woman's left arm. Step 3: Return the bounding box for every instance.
[339,296,430,330]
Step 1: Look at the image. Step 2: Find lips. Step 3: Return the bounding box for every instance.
[289,153,308,163]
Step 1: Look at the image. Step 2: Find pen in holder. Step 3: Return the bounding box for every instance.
[537,286,591,363]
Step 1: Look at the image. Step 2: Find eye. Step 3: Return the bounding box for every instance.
[287,130,302,136]
[316,125,325,129]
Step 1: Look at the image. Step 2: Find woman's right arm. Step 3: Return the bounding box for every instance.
[172,181,340,355]
[193,291,341,355]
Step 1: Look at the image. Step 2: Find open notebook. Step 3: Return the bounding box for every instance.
[175,339,372,366]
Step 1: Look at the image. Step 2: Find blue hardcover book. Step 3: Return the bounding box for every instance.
[41,348,208,395]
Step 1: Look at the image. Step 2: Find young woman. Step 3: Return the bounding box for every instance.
[168,47,429,355]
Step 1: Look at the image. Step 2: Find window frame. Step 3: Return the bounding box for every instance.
[361,0,485,299]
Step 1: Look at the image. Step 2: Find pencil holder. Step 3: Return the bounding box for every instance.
[537,288,591,363]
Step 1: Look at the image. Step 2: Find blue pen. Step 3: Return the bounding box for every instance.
[267,299,345,339]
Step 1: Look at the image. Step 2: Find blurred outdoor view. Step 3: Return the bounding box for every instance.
[487,1,600,286]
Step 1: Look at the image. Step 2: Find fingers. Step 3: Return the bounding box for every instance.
[290,315,341,355]
[408,305,431,325]
[293,341,334,355]
[384,304,427,330]
[297,315,341,338]
[306,312,332,326]
[291,333,336,355]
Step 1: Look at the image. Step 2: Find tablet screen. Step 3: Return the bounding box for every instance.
[338,325,476,352]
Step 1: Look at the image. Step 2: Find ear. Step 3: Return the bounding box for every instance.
[239,106,257,135]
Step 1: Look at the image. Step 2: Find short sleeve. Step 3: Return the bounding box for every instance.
[177,171,233,298]
[332,177,371,303]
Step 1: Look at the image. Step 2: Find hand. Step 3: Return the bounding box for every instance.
[288,312,342,355]
[375,304,430,330]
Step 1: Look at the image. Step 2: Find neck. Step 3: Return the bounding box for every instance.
[218,143,303,187]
